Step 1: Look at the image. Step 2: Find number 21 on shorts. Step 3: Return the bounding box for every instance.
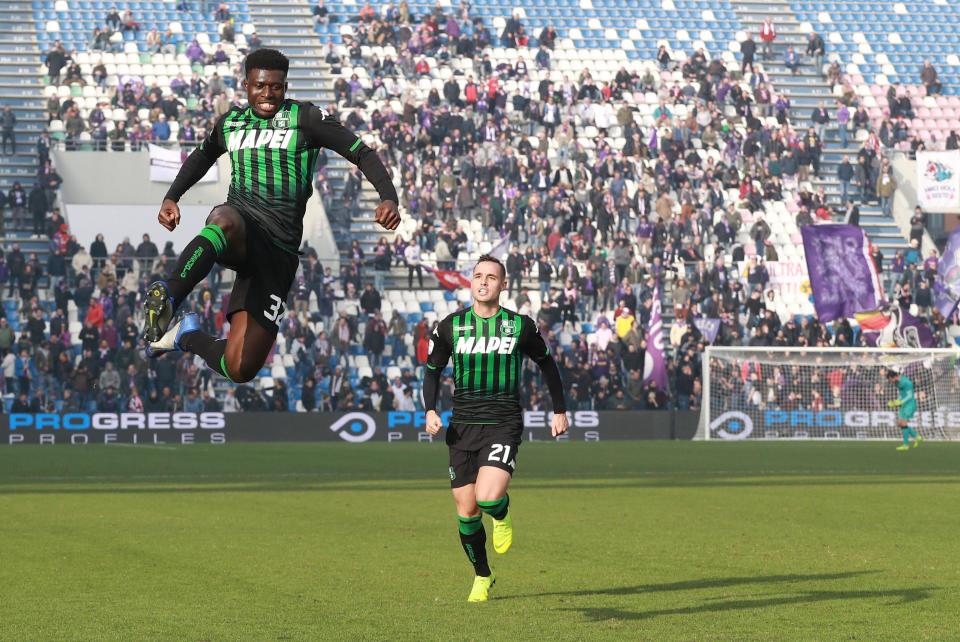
[488,444,516,469]
[263,294,287,325]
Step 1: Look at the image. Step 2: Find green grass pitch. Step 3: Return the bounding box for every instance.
[1,441,958,641]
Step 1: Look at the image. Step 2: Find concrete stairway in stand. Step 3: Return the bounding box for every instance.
[733,0,910,256]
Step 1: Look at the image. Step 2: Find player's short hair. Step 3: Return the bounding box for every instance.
[886,368,900,379]
[475,254,506,280]
[244,48,289,76]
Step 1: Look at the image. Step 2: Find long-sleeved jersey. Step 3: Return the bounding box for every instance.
[164,98,398,253]
[896,375,916,414]
[423,306,566,424]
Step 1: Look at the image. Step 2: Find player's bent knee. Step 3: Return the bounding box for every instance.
[205,206,242,237]
[222,353,261,384]
[475,489,502,503]
[229,363,261,384]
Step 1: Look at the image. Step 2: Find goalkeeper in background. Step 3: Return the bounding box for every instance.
[887,369,924,451]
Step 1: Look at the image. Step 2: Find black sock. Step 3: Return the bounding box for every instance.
[166,224,227,309]
[179,332,232,381]
[458,516,491,577]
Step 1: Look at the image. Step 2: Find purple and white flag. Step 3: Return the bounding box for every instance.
[861,305,936,348]
[934,227,960,318]
[643,285,668,390]
[693,317,721,344]
[801,224,883,323]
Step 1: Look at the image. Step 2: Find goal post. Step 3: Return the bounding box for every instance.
[699,346,960,441]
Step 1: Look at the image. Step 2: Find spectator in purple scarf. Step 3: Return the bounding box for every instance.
[178,119,197,144]
[185,39,204,64]
[170,73,188,97]
[445,17,459,40]
[348,74,364,103]
[836,101,850,147]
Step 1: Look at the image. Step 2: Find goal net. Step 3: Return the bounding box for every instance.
[700,347,960,440]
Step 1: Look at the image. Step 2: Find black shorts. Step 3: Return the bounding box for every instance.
[222,209,300,335]
[446,418,523,488]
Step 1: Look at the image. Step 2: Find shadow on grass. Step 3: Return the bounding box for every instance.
[498,570,936,622]
[562,586,936,621]
[499,571,881,601]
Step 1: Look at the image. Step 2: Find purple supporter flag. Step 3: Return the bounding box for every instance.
[895,306,936,348]
[861,304,936,348]
[643,285,668,390]
[693,317,721,344]
[801,224,883,323]
[934,227,960,318]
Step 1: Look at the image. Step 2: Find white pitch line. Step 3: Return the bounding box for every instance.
[110,443,179,451]
[2,470,959,483]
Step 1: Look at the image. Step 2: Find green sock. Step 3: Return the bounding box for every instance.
[458,515,483,536]
[901,428,911,445]
[477,495,509,521]
[908,427,919,440]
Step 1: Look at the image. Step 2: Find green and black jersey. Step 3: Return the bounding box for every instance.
[164,98,397,253]
[424,306,566,424]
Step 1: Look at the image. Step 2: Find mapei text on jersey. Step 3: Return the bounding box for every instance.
[226,128,297,152]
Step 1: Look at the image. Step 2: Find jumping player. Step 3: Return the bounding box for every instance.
[887,368,923,451]
[422,254,568,602]
[143,48,400,381]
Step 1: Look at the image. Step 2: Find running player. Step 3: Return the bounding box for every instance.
[422,254,568,602]
[142,48,400,382]
[887,368,923,451]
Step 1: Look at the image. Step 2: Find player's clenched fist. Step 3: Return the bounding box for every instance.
[551,412,569,437]
[425,410,443,436]
[158,198,181,232]
[375,199,401,231]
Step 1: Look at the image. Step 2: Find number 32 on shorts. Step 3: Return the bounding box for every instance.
[263,294,287,325]
[488,444,516,469]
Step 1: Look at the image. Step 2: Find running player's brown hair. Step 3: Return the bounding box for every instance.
[476,254,506,280]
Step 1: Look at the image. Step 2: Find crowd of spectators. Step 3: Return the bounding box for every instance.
[13,3,952,415]
[312,2,949,412]
[41,1,257,152]
[0,224,233,413]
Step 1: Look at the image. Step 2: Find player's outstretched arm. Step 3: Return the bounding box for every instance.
[520,316,568,436]
[422,319,454,434]
[303,104,400,230]
[160,114,228,231]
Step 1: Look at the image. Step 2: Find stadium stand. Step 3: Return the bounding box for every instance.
[0,2,48,239]
[790,0,958,93]
[0,0,950,415]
